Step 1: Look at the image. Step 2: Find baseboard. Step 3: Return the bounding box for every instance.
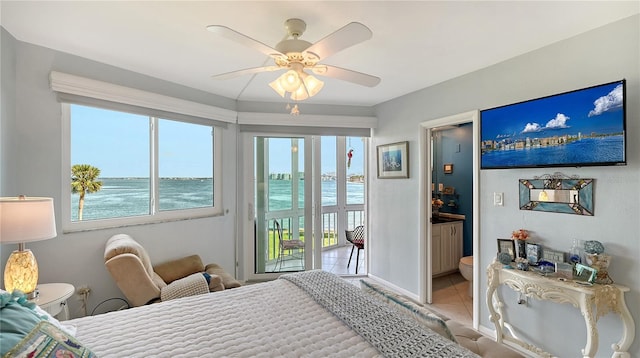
[365,273,421,302]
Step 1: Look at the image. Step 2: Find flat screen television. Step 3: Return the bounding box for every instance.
[480,80,626,169]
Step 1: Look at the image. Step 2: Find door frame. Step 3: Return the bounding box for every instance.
[418,110,480,329]
[241,133,315,281]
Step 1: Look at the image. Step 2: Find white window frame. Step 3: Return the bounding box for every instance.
[61,103,223,232]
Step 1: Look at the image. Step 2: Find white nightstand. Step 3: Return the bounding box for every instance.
[31,283,75,321]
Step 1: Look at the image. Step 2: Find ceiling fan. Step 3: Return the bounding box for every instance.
[206,18,380,101]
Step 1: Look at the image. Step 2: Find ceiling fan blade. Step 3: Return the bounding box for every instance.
[303,22,372,61]
[212,66,282,80]
[312,65,380,87]
[206,25,285,60]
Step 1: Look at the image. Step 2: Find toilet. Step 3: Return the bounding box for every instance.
[459,256,473,297]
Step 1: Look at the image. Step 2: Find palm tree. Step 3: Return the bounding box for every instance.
[71,164,103,221]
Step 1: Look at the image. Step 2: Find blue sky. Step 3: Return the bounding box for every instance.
[481,81,624,141]
[72,104,365,177]
[71,105,212,178]
[265,136,364,175]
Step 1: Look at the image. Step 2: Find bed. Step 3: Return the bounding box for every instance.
[2,271,479,357]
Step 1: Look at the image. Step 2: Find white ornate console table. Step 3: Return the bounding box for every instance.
[486,261,634,358]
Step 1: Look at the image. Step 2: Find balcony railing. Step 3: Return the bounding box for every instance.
[262,207,364,262]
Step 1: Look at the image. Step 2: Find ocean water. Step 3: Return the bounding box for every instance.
[71,178,363,222]
[481,135,624,168]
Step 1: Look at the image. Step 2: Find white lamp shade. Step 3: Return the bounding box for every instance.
[268,79,286,97]
[279,70,302,92]
[303,75,324,97]
[0,197,57,244]
[290,85,309,101]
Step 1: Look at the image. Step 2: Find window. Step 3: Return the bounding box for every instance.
[63,103,222,231]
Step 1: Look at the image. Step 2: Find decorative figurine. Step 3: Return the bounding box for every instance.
[498,252,512,268]
[584,240,605,255]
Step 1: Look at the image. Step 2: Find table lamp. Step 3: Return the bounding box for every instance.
[0,196,57,298]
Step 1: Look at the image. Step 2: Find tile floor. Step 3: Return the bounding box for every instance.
[429,272,473,326]
[264,244,366,275]
[322,245,366,275]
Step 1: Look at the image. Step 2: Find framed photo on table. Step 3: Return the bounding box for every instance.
[377,141,409,179]
[497,239,516,260]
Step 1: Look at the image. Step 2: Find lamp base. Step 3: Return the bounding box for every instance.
[4,249,39,296]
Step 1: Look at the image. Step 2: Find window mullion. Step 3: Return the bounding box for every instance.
[150,117,159,215]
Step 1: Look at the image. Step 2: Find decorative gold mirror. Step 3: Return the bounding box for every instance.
[519,173,594,216]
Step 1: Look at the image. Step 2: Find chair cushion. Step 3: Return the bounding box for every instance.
[104,234,154,276]
[282,240,304,249]
[153,254,205,284]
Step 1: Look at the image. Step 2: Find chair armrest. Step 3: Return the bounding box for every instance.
[105,253,161,307]
[153,254,205,284]
[160,273,210,302]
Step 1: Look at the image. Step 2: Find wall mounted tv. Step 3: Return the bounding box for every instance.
[480,80,626,169]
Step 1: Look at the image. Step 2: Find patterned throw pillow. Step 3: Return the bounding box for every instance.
[360,279,458,342]
[4,321,96,358]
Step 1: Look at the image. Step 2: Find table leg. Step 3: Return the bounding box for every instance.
[611,291,635,358]
[59,301,70,321]
[486,266,504,344]
[579,295,598,358]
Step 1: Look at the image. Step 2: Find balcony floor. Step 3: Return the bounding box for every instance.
[264,244,366,275]
[322,245,366,276]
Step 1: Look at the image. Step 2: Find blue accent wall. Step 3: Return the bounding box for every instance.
[433,123,473,256]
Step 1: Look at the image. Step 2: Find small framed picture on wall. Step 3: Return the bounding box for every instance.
[377,141,409,179]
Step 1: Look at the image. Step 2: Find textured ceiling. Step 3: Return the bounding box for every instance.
[2,1,638,107]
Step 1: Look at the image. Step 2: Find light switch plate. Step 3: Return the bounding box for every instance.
[493,192,504,206]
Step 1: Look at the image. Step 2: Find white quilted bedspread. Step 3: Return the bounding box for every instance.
[70,279,380,357]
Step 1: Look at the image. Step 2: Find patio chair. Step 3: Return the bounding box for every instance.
[345,225,365,274]
[274,220,304,270]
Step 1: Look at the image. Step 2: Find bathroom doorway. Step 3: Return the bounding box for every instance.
[418,110,480,329]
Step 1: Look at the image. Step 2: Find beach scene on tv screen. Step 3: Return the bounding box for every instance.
[481,81,625,169]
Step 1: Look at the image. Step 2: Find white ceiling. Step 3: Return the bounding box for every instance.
[2,1,638,107]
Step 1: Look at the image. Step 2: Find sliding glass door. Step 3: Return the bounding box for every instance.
[242,133,367,280]
[254,136,312,274]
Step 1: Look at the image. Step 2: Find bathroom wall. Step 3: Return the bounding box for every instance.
[433,123,473,256]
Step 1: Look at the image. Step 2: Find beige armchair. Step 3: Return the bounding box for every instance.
[104,234,241,307]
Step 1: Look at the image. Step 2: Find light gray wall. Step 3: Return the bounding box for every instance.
[1,36,239,317]
[371,15,639,356]
[1,28,17,196]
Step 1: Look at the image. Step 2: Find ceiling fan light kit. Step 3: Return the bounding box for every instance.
[207,17,380,110]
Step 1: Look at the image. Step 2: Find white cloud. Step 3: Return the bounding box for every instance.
[546,113,570,129]
[522,122,542,133]
[588,84,623,117]
[521,113,570,134]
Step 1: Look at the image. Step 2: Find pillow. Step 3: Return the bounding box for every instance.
[203,272,224,292]
[360,279,457,342]
[4,321,96,358]
[1,289,77,355]
[1,291,44,356]
[160,272,210,301]
[34,304,78,336]
[204,263,242,289]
